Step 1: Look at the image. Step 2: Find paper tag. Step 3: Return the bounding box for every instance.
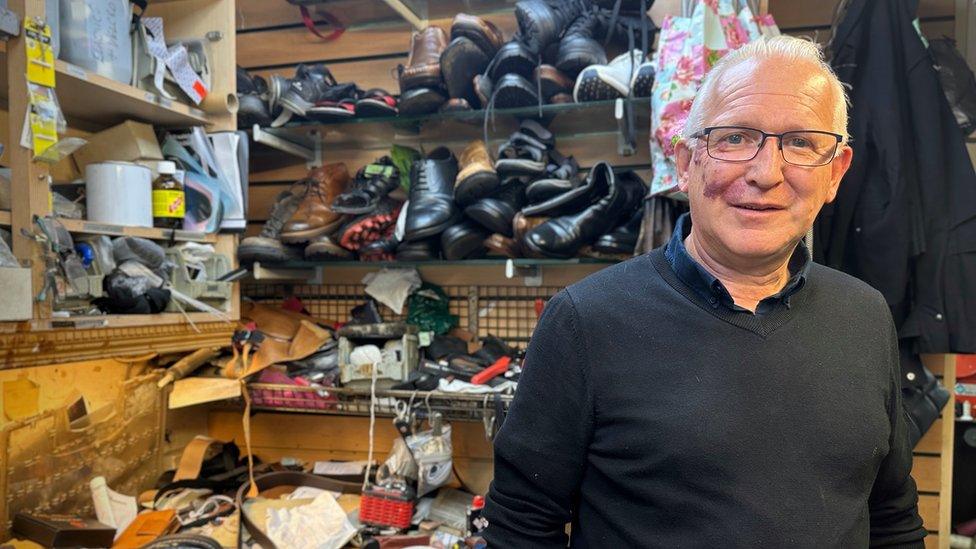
[28,85,59,156]
[25,18,55,88]
[418,331,432,347]
[164,44,208,104]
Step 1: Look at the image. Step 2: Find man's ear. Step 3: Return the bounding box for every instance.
[675,139,693,193]
[825,144,853,203]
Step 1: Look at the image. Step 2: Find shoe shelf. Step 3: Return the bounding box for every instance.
[251,97,650,162]
[57,218,219,244]
[244,383,514,423]
[32,311,232,330]
[250,257,617,287]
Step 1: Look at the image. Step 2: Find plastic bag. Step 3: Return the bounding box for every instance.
[407,419,453,498]
[929,38,976,136]
[0,228,18,267]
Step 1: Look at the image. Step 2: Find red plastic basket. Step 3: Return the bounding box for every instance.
[359,485,415,530]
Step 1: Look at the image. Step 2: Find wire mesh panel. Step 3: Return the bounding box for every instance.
[241,282,561,348]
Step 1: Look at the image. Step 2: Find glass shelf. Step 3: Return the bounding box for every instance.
[315,0,517,31]
[252,97,650,157]
[256,257,616,269]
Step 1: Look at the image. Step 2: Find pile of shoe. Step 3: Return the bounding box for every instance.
[238,149,413,264]
[397,14,505,115]
[236,65,398,128]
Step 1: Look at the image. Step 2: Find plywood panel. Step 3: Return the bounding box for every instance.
[237,13,517,69]
[918,493,940,532]
[915,419,943,454]
[912,455,942,493]
[923,533,939,549]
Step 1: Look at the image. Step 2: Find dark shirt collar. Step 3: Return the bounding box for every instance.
[664,213,810,314]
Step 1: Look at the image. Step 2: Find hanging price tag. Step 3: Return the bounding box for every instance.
[25,18,55,88]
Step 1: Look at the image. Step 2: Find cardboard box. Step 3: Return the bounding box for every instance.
[73,121,163,171]
[0,266,32,320]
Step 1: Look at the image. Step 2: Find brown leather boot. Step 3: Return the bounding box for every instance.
[399,27,449,93]
[451,14,505,57]
[280,163,351,243]
[513,212,550,258]
[454,140,499,207]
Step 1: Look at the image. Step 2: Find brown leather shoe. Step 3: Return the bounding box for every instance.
[400,27,449,93]
[534,65,573,101]
[455,140,499,207]
[451,14,505,57]
[513,212,550,258]
[549,92,574,104]
[280,163,351,243]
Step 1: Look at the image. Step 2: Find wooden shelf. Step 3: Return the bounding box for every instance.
[33,311,232,330]
[58,218,218,243]
[0,210,10,226]
[54,60,210,128]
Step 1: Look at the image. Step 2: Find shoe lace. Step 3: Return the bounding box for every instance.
[261,189,300,237]
[414,166,430,193]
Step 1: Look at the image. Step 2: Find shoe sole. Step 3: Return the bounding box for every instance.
[338,210,400,251]
[305,243,354,260]
[631,66,655,98]
[279,92,314,117]
[592,237,637,255]
[556,40,607,78]
[465,200,515,236]
[495,158,546,176]
[442,40,490,103]
[403,212,461,242]
[279,218,345,244]
[400,65,444,92]
[455,170,500,207]
[399,88,447,115]
[238,244,299,264]
[306,107,356,122]
[521,229,575,259]
[573,67,629,102]
[356,99,397,117]
[493,81,539,108]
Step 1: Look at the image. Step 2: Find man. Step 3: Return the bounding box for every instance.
[483,36,926,548]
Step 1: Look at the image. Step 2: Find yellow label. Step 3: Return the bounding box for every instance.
[29,110,58,156]
[25,18,55,88]
[153,189,185,218]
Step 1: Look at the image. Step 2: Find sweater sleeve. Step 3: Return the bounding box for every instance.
[483,289,594,548]
[868,311,927,547]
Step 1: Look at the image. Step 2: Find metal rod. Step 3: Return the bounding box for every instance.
[380,0,425,31]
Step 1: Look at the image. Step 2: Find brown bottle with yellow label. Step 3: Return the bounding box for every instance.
[152,161,184,229]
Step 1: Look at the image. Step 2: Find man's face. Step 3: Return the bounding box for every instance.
[675,58,853,264]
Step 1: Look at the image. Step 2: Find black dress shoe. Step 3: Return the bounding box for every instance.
[396,237,440,261]
[399,86,448,115]
[441,36,491,105]
[441,219,489,260]
[493,73,540,109]
[403,147,461,241]
[515,0,586,55]
[592,203,643,254]
[523,162,644,258]
[464,179,528,236]
[490,40,539,80]
[522,168,600,216]
[556,7,609,78]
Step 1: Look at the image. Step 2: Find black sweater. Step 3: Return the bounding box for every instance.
[484,248,925,548]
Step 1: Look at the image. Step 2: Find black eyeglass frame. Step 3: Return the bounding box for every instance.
[689,125,844,167]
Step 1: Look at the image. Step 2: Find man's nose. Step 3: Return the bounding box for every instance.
[746,137,785,189]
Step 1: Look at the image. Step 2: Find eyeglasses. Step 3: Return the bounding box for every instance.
[690,126,843,167]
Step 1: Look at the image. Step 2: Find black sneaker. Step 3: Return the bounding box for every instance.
[279,64,339,117]
[332,157,401,215]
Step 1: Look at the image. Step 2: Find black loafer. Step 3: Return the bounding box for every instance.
[491,40,540,80]
[399,86,447,115]
[464,180,527,236]
[441,219,489,260]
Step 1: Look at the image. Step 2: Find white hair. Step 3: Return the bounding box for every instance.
[681,35,849,142]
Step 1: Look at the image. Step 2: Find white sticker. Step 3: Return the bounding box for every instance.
[63,63,86,80]
[158,96,173,108]
[144,91,156,103]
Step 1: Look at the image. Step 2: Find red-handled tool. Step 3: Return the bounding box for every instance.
[470,356,512,385]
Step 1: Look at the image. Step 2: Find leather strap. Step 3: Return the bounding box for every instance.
[299,6,346,41]
[174,436,225,481]
[235,471,361,549]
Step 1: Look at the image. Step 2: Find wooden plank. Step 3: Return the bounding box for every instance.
[938,355,956,546]
[769,0,953,30]
[924,533,939,549]
[0,210,9,226]
[237,0,400,31]
[58,218,218,243]
[919,494,941,532]
[915,419,944,454]
[28,312,233,330]
[251,57,405,94]
[237,13,517,69]
[912,455,942,493]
